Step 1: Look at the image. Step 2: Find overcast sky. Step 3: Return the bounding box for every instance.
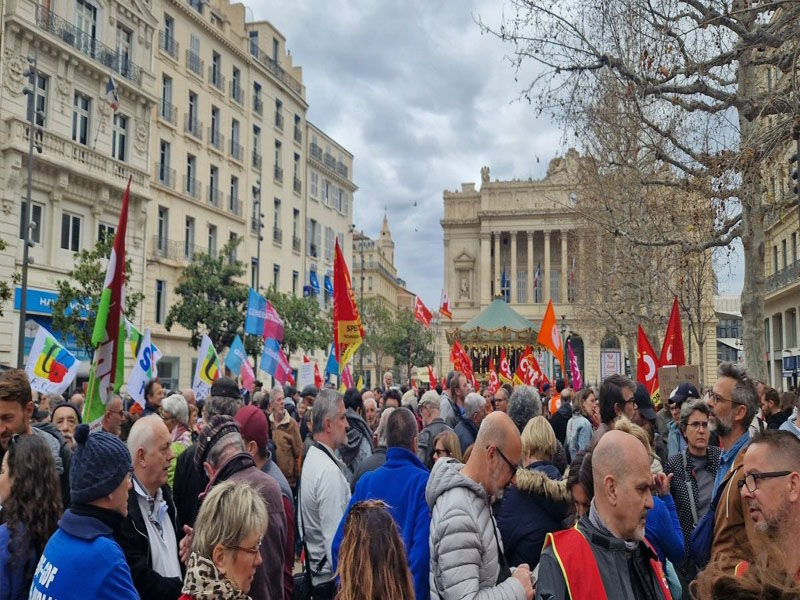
[251,1,744,307]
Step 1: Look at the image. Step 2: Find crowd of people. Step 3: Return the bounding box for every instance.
[1,362,800,599]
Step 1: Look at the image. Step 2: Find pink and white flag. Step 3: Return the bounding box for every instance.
[263,300,285,342]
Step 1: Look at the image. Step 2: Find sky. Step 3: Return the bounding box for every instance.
[251,1,744,306]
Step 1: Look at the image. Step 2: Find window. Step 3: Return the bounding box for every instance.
[325,226,334,261]
[322,179,330,205]
[368,276,373,291]
[251,257,259,289]
[188,92,198,132]
[253,81,262,114]
[252,125,261,159]
[157,206,168,249]
[550,271,560,304]
[310,171,318,198]
[27,72,48,128]
[112,114,128,161]
[230,176,239,212]
[211,52,222,88]
[228,231,238,264]
[185,217,195,259]
[774,245,779,273]
[231,67,242,103]
[98,223,115,244]
[307,218,319,257]
[72,92,91,145]
[231,119,240,157]
[75,0,97,54]
[272,37,279,61]
[292,270,298,296]
[164,14,175,41]
[294,152,300,179]
[251,188,260,233]
[209,165,219,205]
[161,75,173,121]
[273,264,280,289]
[517,269,528,304]
[186,154,197,195]
[275,140,282,166]
[19,201,43,244]
[116,25,133,77]
[793,233,797,263]
[60,212,81,251]
[275,98,283,128]
[158,140,171,184]
[208,225,217,257]
[783,239,788,269]
[155,280,166,324]
[293,209,300,238]
[273,198,281,229]
[249,31,259,57]
[210,106,220,147]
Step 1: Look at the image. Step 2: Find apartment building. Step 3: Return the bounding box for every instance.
[0,0,157,371]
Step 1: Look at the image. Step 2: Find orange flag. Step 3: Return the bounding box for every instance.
[537,300,565,376]
[333,238,364,371]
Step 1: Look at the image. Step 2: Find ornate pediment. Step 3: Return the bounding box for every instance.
[454,250,474,270]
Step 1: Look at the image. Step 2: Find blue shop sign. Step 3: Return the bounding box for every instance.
[14,287,90,318]
[22,315,90,362]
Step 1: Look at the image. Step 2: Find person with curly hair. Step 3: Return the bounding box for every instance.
[0,434,62,600]
[335,500,414,600]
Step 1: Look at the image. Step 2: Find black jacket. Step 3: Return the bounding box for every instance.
[172,443,208,535]
[550,403,572,445]
[115,482,182,600]
[32,422,72,509]
[454,418,479,454]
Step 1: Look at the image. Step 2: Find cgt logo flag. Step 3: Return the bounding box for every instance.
[638,325,660,400]
[537,300,565,377]
[192,334,220,401]
[660,297,686,367]
[488,357,500,394]
[25,324,80,395]
[414,296,433,329]
[499,349,513,384]
[333,238,364,371]
[513,347,533,386]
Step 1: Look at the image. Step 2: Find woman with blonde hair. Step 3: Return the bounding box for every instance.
[431,430,462,464]
[496,416,570,569]
[336,500,414,600]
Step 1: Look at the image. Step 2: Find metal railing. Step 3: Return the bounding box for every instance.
[208,187,221,207]
[151,236,203,262]
[294,126,302,144]
[767,261,800,293]
[252,152,262,170]
[184,175,201,199]
[230,141,243,162]
[209,128,224,151]
[159,31,179,59]
[159,100,177,125]
[293,177,301,194]
[293,235,301,252]
[275,112,284,130]
[273,227,283,243]
[253,96,263,115]
[185,115,203,140]
[274,164,283,182]
[310,143,323,161]
[35,6,142,85]
[186,49,204,77]
[230,81,244,104]
[209,67,225,91]
[251,216,260,233]
[155,163,175,188]
[336,162,348,178]
[229,196,242,217]
[249,46,305,97]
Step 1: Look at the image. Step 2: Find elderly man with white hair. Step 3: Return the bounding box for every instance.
[417,390,453,468]
[454,392,488,453]
[161,393,191,487]
[362,392,379,432]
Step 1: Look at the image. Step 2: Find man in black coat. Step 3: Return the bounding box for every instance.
[549,389,572,445]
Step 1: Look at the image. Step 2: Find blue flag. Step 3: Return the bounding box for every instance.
[325,343,338,377]
[245,288,267,336]
[260,338,281,376]
[225,335,246,376]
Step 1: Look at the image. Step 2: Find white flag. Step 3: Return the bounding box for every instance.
[25,325,81,395]
[126,328,155,408]
[192,334,220,401]
[125,319,162,377]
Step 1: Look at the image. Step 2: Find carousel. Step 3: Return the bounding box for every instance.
[445,299,543,380]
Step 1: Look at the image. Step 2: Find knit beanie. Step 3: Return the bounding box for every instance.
[69,424,132,505]
[194,415,241,471]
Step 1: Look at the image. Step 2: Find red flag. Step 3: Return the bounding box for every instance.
[241,358,255,392]
[526,349,547,386]
[660,297,686,367]
[439,290,452,320]
[513,347,532,385]
[488,358,500,394]
[427,365,437,389]
[637,325,660,398]
[341,364,354,389]
[414,296,433,329]
[498,349,513,384]
[470,371,479,391]
[303,355,310,363]
[449,340,473,380]
[314,363,323,389]
[333,238,364,370]
[274,348,293,386]
[263,301,284,342]
[537,300,565,375]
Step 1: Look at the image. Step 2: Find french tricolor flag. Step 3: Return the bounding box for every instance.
[106,77,120,112]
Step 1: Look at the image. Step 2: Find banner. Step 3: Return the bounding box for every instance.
[25,325,80,395]
[449,339,473,380]
[192,334,221,401]
[568,339,583,390]
[439,290,452,320]
[488,357,500,394]
[314,363,323,389]
[263,300,284,342]
[127,328,155,408]
[637,325,660,400]
[660,297,686,367]
[333,238,364,371]
[325,343,338,377]
[260,338,281,376]
[224,334,246,376]
[537,299,565,376]
[126,320,162,378]
[296,362,315,390]
[241,358,255,392]
[244,288,267,335]
[414,296,433,329]
[527,348,547,386]
[499,349,513,384]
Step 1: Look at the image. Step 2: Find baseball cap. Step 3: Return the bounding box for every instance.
[234,405,269,450]
[300,384,318,398]
[210,377,242,400]
[669,382,700,406]
[633,383,657,421]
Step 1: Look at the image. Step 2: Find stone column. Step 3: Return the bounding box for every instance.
[527,231,534,304]
[510,231,517,304]
[578,232,585,304]
[543,231,551,302]
[480,232,491,306]
[494,231,501,298]
[561,230,568,304]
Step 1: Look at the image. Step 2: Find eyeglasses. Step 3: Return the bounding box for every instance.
[737,471,792,493]
[225,539,262,558]
[433,447,451,458]
[687,421,709,430]
[488,445,518,473]
[709,391,743,406]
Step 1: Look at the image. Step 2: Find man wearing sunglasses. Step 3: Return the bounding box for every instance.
[737,429,800,579]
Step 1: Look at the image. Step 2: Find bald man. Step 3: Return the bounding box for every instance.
[427,411,533,600]
[536,430,669,600]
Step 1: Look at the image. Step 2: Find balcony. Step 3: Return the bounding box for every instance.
[310,143,323,161]
[35,6,142,85]
[158,31,179,60]
[249,45,305,97]
[230,81,244,105]
[293,235,301,253]
[155,163,176,188]
[186,49,204,78]
[275,112,284,130]
[274,164,283,183]
[253,96,263,116]
[159,101,177,126]
[184,115,203,140]
[252,152,262,170]
[209,67,225,92]
[251,216,260,234]
[273,227,283,244]
[309,242,318,258]
[767,261,800,294]
[208,187,221,208]
[294,126,302,144]
[151,236,203,262]
[229,196,242,217]
[184,175,201,199]
[336,162,348,178]
[323,152,336,169]
[293,177,301,194]
[230,141,243,162]
[209,128,224,152]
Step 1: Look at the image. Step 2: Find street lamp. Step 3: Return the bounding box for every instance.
[253,179,262,290]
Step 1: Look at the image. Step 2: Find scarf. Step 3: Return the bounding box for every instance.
[588,498,639,551]
[181,552,251,600]
[70,503,125,535]
[171,423,191,445]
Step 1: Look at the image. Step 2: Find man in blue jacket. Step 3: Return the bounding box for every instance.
[332,407,431,600]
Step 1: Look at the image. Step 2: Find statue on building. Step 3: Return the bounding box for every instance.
[460,273,470,299]
[480,166,490,184]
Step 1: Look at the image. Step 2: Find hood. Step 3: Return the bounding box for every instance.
[514,465,571,505]
[426,458,487,509]
[557,403,572,418]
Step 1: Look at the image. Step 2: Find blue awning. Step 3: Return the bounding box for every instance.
[324,274,334,295]
[309,270,320,294]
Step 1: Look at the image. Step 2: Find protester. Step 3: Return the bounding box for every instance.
[507,385,543,434]
[664,399,720,586]
[427,411,534,600]
[269,386,303,491]
[432,430,463,464]
[299,385,318,441]
[51,402,81,450]
[383,388,402,410]
[497,416,570,570]
[69,392,85,416]
[565,450,592,519]
[0,369,71,509]
[707,361,759,569]
[0,435,62,600]
[161,393,191,488]
[181,388,196,407]
[542,383,554,416]
[362,394,379,432]
[780,391,800,438]
[117,415,182,600]
[455,392,487,453]
[591,374,637,445]
[101,394,125,437]
[351,407,395,489]
[298,389,351,599]
[335,500,415,600]
[30,424,138,599]
[549,389,572,445]
[196,415,287,600]
[536,430,670,600]
[494,385,510,413]
[667,383,701,457]
[762,387,792,430]
[332,407,430,599]
[180,481,267,600]
[339,387,374,483]
[565,387,597,461]
[417,390,452,468]
[441,371,468,428]
[144,379,165,415]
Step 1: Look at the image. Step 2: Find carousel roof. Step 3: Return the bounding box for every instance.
[447,299,540,347]
[461,299,537,331]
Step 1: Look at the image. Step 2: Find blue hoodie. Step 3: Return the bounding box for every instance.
[331,447,431,600]
[29,508,139,600]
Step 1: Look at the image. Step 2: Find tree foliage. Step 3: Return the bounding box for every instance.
[387,308,435,381]
[264,287,330,358]
[357,297,395,378]
[51,237,144,359]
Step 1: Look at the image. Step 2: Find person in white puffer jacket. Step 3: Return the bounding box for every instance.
[426,411,533,600]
